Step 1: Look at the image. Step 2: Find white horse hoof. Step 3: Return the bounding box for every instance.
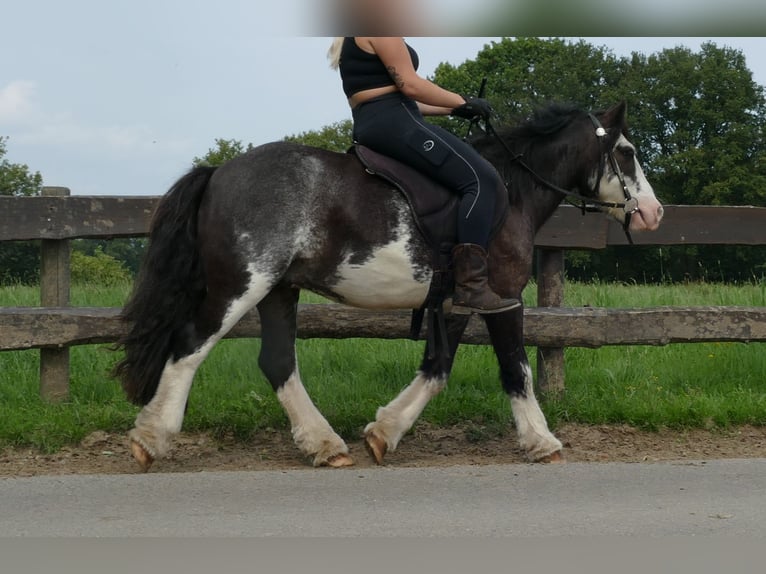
[364,431,388,465]
[323,453,354,468]
[536,450,565,464]
[130,439,155,472]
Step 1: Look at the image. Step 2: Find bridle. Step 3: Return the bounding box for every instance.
[587,113,639,243]
[478,113,640,244]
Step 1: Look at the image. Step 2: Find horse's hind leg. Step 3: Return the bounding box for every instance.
[364,314,470,464]
[129,276,271,471]
[257,284,353,468]
[482,310,563,462]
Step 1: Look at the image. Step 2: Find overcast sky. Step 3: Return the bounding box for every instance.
[1,3,764,196]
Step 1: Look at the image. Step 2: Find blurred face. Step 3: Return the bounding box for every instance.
[331,0,429,35]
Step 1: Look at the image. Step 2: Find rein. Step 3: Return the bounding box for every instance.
[481,114,638,244]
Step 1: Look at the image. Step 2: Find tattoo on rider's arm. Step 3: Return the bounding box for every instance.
[387,66,405,89]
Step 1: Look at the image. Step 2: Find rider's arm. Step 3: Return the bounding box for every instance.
[365,37,465,110]
[416,103,454,116]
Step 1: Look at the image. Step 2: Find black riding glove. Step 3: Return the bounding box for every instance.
[451,97,494,121]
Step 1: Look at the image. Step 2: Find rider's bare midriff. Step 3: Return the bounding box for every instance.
[349,86,400,109]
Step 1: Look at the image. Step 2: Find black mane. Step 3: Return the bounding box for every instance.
[472,102,585,154]
[504,102,584,141]
[470,103,588,201]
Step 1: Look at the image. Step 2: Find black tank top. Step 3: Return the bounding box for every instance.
[339,37,419,98]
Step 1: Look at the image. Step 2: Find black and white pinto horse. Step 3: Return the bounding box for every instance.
[115,101,663,471]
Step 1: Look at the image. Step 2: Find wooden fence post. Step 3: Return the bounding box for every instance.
[536,248,565,395]
[39,187,71,402]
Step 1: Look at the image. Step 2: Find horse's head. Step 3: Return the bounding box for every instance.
[476,101,663,234]
[587,102,664,232]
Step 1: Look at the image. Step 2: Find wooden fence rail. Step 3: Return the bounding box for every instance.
[3,305,766,351]
[2,190,766,401]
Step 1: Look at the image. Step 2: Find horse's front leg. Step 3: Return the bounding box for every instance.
[482,309,564,462]
[364,313,470,463]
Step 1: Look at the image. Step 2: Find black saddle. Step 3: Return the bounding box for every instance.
[350,144,509,363]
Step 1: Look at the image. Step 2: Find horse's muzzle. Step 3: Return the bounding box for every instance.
[630,199,664,232]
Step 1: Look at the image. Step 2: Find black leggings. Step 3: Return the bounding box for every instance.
[352,92,501,247]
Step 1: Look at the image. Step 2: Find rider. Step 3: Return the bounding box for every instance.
[328,37,519,315]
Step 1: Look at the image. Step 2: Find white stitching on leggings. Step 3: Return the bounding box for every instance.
[401,103,482,219]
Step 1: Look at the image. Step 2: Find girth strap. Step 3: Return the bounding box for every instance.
[410,244,453,360]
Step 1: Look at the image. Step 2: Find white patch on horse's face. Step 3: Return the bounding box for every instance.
[591,134,664,232]
[333,225,430,309]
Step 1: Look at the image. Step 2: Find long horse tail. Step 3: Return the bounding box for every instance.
[113,165,217,405]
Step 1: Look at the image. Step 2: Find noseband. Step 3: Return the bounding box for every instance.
[482,114,639,244]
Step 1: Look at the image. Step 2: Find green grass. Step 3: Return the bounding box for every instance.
[560,280,766,308]
[1,279,764,452]
[557,343,766,429]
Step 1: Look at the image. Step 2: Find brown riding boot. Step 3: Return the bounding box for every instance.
[451,243,521,315]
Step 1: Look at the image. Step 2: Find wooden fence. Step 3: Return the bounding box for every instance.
[2,188,766,401]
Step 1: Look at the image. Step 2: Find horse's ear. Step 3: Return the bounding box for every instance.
[601,101,627,130]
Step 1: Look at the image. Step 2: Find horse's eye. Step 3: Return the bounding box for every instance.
[619,147,635,160]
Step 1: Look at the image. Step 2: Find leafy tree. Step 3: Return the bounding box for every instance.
[284,120,353,153]
[0,137,43,284]
[0,136,43,197]
[431,37,623,131]
[617,42,766,207]
[0,241,39,285]
[73,238,146,277]
[70,248,131,286]
[613,42,766,281]
[193,138,255,167]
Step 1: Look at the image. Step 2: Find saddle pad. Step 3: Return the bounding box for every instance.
[353,144,456,217]
[351,144,508,249]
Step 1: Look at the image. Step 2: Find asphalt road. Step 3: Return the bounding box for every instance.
[1,459,765,537]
